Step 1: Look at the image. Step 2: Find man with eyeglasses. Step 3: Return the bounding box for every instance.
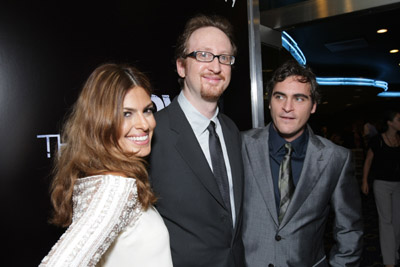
[149,14,245,267]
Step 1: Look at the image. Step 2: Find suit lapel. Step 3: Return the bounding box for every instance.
[279,127,331,227]
[167,99,225,208]
[245,124,279,225]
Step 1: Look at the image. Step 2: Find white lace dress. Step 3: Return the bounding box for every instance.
[40,175,173,267]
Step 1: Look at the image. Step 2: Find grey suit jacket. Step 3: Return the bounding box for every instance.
[242,124,363,267]
[149,98,245,267]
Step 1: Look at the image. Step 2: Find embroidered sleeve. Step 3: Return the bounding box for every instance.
[40,175,142,267]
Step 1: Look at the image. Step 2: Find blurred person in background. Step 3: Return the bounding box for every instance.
[362,110,400,267]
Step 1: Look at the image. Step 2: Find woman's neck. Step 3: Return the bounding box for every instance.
[383,128,400,147]
[385,127,398,137]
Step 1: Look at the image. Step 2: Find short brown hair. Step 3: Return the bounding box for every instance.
[267,60,321,105]
[175,14,237,60]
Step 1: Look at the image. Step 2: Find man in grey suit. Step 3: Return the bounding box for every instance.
[242,60,363,267]
[149,14,244,267]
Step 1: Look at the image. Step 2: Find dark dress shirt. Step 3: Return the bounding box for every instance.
[269,125,309,214]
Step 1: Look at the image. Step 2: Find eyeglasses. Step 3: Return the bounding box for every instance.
[184,51,235,65]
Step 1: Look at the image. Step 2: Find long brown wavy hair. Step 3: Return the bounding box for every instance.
[50,63,157,227]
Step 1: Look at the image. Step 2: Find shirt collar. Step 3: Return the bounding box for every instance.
[269,124,309,157]
[177,91,219,136]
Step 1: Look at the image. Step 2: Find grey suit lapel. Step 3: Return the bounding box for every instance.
[279,126,331,227]
[245,124,279,225]
[167,100,226,208]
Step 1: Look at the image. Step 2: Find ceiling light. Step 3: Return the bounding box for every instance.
[281,32,389,91]
[316,77,388,90]
[390,49,399,53]
[377,29,388,34]
[282,31,306,65]
[377,92,400,97]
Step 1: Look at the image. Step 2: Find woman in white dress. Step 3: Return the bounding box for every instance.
[40,63,173,267]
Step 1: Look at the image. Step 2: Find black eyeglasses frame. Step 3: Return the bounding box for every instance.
[184,51,235,65]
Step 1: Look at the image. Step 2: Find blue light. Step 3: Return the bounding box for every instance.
[282,31,306,65]
[377,91,400,97]
[281,32,389,91]
[316,77,388,91]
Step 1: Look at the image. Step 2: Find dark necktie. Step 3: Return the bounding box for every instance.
[278,143,294,223]
[208,121,232,216]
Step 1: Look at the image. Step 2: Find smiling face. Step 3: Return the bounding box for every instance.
[176,26,232,105]
[118,86,156,157]
[269,75,317,142]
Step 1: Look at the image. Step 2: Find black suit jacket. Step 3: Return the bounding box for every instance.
[149,98,245,267]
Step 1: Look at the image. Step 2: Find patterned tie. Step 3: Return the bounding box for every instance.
[207,121,232,216]
[278,143,294,223]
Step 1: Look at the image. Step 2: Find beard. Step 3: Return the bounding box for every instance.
[200,84,225,102]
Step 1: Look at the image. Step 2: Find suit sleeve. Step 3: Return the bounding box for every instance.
[329,149,363,267]
[39,176,142,267]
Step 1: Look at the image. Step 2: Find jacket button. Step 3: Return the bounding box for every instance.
[275,235,281,241]
[268,264,274,267]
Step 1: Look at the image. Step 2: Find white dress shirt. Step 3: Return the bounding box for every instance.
[177,91,236,226]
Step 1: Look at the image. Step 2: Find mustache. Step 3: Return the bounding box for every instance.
[202,72,225,80]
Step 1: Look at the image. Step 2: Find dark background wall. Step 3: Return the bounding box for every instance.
[0,1,251,265]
